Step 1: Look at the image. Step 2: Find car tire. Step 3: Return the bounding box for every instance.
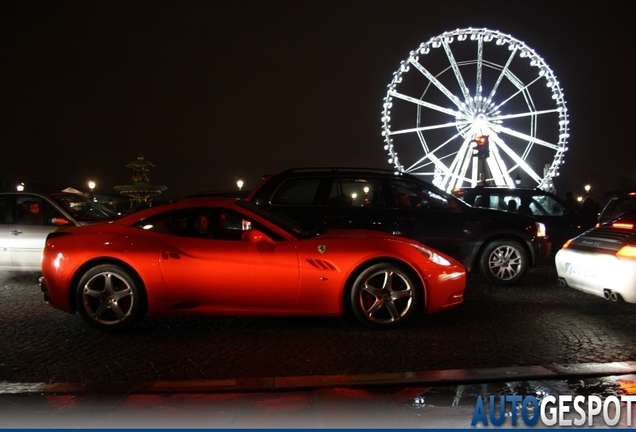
[350,263,420,329]
[76,264,145,332]
[479,239,528,285]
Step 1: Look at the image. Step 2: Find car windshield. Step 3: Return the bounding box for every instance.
[234,200,317,238]
[50,193,118,221]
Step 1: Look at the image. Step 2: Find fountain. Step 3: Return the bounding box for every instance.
[114,152,167,211]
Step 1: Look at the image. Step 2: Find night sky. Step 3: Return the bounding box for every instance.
[1,1,634,201]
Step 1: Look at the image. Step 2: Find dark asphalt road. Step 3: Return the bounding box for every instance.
[1,258,635,385]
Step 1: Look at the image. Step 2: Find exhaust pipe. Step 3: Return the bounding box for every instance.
[557,277,567,287]
[603,289,621,302]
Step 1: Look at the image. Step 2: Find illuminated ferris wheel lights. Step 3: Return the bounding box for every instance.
[383,28,568,192]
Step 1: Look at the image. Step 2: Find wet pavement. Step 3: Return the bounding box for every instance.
[2,361,636,429]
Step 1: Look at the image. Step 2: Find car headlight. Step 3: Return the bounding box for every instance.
[536,222,546,238]
[411,244,451,266]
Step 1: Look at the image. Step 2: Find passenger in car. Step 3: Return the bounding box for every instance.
[20,201,44,225]
[396,192,411,207]
[183,214,214,238]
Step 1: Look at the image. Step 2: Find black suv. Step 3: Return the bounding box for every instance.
[452,187,596,250]
[247,168,551,285]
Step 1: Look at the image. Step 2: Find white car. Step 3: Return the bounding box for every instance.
[555,211,636,304]
[0,191,118,271]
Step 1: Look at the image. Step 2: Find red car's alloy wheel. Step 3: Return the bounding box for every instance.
[350,263,420,329]
[76,264,145,331]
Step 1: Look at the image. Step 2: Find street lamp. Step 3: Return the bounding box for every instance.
[584,184,591,193]
[88,181,95,201]
[515,174,522,186]
[16,183,24,192]
[237,178,244,191]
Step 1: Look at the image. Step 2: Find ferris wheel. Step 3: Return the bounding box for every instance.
[381,28,569,192]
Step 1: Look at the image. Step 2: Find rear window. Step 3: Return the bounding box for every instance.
[602,196,636,221]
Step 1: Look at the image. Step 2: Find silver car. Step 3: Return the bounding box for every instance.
[0,191,118,271]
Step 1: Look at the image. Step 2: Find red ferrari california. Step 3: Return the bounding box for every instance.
[39,198,465,331]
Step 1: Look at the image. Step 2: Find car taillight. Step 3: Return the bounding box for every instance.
[616,245,636,261]
[535,222,546,238]
[562,238,573,249]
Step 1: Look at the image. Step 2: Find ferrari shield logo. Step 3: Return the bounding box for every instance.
[317,244,327,254]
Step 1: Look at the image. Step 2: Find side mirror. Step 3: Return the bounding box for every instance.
[51,217,70,226]
[241,229,276,247]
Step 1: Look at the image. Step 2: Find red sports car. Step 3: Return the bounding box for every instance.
[39,198,465,331]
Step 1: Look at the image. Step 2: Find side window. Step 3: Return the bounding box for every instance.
[501,196,520,212]
[175,208,231,239]
[134,212,173,234]
[15,195,64,226]
[135,208,284,241]
[388,179,452,209]
[473,194,487,208]
[271,178,322,205]
[533,195,563,216]
[327,178,382,207]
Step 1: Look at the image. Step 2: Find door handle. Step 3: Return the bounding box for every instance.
[10,230,22,236]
